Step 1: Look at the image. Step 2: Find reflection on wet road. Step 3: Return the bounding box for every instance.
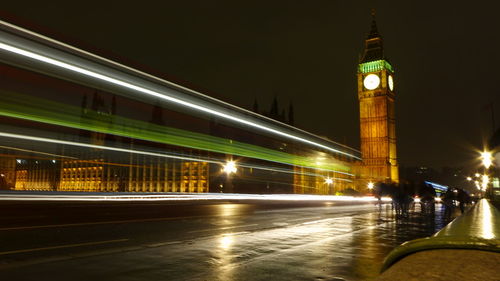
[0,202,454,281]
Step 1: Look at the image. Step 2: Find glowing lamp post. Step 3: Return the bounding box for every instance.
[481,151,493,169]
[221,160,237,193]
[367,182,374,190]
[222,160,237,174]
[481,174,490,192]
[479,150,494,195]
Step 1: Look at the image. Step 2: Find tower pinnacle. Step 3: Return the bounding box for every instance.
[368,9,380,39]
[361,9,384,63]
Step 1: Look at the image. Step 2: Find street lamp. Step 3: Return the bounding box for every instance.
[367,182,374,190]
[325,178,333,185]
[222,160,237,174]
[481,151,493,169]
[481,174,490,191]
[479,150,494,195]
[221,160,237,194]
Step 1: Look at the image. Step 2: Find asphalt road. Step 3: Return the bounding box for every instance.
[0,199,453,281]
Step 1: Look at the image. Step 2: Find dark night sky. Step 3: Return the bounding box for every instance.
[1,1,500,169]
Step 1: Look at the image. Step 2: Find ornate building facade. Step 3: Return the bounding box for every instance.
[357,12,399,186]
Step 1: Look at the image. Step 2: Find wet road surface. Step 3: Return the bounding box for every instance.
[0,200,456,281]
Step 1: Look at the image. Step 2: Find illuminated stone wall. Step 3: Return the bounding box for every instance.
[14,159,58,191]
[293,166,353,195]
[13,157,209,193]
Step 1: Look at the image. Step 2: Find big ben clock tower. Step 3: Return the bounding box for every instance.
[358,11,399,184]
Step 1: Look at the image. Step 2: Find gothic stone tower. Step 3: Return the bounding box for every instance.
[357,12,399,184]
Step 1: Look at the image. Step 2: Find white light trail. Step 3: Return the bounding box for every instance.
[0,19,358,157]
[236,162,353,179]
[0,192,393,203]
[0,145,77,159]
[0,131,220,164]
[0,131,352,178]
[0,41,361,160]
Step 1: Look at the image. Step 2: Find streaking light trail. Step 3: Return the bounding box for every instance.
[0,145,77,159]
[0,90,351,173]
[0,131,221,164]
[0,39,360,160]
[424,181,448,192]
[0,192,393,202]
[0,19,355,156]
[0,131,352,180]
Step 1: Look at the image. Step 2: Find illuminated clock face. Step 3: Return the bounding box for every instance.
[363,74,380,90]
[388,75,394,91]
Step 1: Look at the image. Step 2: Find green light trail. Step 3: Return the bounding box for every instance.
[0,90,351,173]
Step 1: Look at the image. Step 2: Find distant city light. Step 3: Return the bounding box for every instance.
[325,178,333,185]
[466,177,472,181]
[493,178,500,188]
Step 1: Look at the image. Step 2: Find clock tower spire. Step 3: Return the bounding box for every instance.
[357,11,399,186]
[361,9,384,63]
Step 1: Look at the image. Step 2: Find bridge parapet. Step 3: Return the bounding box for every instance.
[376,199,500,280]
